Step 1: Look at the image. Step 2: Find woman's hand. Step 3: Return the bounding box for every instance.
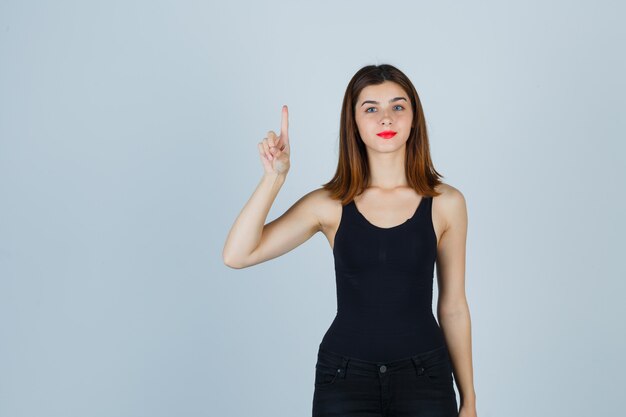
[258,105,291,176]
[459,405,478,417]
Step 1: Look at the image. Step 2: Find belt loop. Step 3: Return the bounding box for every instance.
[411,356,425,376]
[339,357,350,379]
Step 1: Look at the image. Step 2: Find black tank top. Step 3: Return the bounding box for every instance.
[318,195,446,362]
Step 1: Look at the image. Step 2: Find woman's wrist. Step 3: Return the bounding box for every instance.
[460,394,476,408]
[262,171,287,182]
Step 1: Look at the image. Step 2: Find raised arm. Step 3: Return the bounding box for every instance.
[222,105,322,269]
[222,180,323,269]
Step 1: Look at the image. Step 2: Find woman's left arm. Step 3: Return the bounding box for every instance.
[434,188,477,416]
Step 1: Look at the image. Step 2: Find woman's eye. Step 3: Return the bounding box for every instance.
[365,105,404,113]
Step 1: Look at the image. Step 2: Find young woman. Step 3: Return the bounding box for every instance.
[223,64,477,417]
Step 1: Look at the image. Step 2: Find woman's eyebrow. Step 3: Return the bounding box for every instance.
[360,97,408,107]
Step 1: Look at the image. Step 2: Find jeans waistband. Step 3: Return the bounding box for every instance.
[316,344,451,378]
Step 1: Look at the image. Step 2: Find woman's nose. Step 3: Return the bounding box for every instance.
[380,110,393,124]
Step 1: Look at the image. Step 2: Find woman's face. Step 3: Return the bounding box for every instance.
[354,81,414,153]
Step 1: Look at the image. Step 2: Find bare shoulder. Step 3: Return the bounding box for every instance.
[433,182,466,206]
[300,187,342,249]
[304,187,342,229]
[432,183,468,232]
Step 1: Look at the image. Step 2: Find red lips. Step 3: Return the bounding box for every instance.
[376,130,397,139]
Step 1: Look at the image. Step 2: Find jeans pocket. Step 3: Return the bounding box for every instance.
[423,357,454,384]
[314,365,339,387]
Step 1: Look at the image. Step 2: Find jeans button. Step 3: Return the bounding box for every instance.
[379,365,387,373]
[417,366,425,375]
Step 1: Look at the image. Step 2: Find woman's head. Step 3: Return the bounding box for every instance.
[353,80,415,158]
[322,64,443,203]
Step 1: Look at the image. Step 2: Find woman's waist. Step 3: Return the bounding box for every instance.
[318,326,446,363]
[328,312,440,335]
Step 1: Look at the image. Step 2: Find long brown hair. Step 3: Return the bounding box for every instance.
[321,64,444,205]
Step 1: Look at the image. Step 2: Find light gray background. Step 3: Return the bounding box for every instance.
[1,1,624,416]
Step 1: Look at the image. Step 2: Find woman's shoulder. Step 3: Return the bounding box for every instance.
[433,182,465,202]
[302,187,343,205]
[432,182,468,228]
[300,187,343,232]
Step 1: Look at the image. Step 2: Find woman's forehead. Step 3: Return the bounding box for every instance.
[356,82,410,106]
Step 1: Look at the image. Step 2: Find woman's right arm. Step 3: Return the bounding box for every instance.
[222,105,322,269]
[222,173,322,269]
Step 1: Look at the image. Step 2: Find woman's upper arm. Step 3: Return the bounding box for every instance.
[242,189,324,268]
[435,186,469,316]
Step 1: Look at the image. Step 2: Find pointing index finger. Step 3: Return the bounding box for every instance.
[281,105,289,138]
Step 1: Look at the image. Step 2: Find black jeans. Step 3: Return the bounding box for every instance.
[312,344,458,417]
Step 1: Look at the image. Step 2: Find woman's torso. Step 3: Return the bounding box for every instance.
[317,186,447,362]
